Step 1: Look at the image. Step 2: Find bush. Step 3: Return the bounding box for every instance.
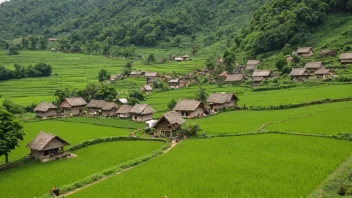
[180,123,201,137]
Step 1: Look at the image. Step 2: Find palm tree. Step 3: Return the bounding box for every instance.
[195,86,208,103]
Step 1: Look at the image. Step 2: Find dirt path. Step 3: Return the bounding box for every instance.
[60,140,178,197]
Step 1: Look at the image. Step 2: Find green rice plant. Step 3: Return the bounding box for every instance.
[70,134,352,198]
[59,117,146,129]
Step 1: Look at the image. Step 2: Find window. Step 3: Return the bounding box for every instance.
[135,116,137,119]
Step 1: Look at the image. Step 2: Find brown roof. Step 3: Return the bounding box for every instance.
[225,74,244,82]
[247,60,260,66]
[102,102,118,111]
[145,72,158,77]
[315,69,331,75]
[319,49,334,55]
[252,70,271,77]
[297,47,313,54]
[130,104,156,115]
[339,53,352,60]
[116,105,133,114]
[207,93,239,104]
[62,97,87,107]
[34,102,57,112]
[289,68,309,76]
[141,84,153,91]
[130,71,145,75]
[218,71,228,77]
[174,99,202,111]
[245,65,257,70]
[86,100,106,108]
[252,76,264,82]
[182,54,190,58]
[154,111,185,127]
[305,62,324,69]
[26,131,70,151]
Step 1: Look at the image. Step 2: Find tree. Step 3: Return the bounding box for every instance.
[39,36,48,50]
[21,38,29,49]
[98,69,110,82]
[223,51,236,73]
[180,123,201,137]
[8,46,19,55]
[95,85,117,101]
[58,38,70,52]
[0,110,25,164]
[195,86,208,103]
[275,56,287,71]
[29,36,39,50]
[34,62,52,76]
[147,53,156,62]
[205,53,218,71]
[125,62,132,69]
[127,90,146,105]
[167,99,177,110]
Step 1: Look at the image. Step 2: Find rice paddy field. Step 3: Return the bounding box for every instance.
[60,116,147,129]
[70,134,352,198]
[0,120,133,165]
[0,140,163,198]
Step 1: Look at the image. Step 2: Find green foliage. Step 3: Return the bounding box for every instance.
[195,86,208,103]
[127,90,146,105]
[180,123,201,137]
[98,69,110,82]
[7,46,19,55]
[0,62,52,81]
[167,99,177,110]
[0,110,25,164]
[147,53,156,63]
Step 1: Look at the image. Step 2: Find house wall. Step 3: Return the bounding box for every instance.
[301,50,314,57]
[63,106,85,116]
[341,60,352,64]
[36,109,57,118]
[146,76,158,84]
[292,76,309,82]
[102,109,117,117]
[118,113,131,118]
[176,107,205,118]
[132,113,153,122]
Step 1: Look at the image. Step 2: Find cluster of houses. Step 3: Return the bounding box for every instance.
[289,61,333,81]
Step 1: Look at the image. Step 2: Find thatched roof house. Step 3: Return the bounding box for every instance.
[218,71,229,79]
[245,60,260,70]
[297,47,314,57]
[182,54,190,61]
[140,84,153,94]
[130,71,145,77]
[339,53,352,64]
[101,102,118,117]
[207,93,239,111]
[225,74,244,83]
[169,79,180,88]
[130,104,156,122]
[304,61,325,73]
[116,105,133,118]
[319,49,336,57]
[252,70,272,85]
[145,72,159,84]
[175,57,183,62]
[86,100,106,110]
[26,131,70,160]
[34,102,58,118]
[153,111,185,137]
[60,97,87,116]
[173,99,206,118]
[315,69,333,79]
[289,68,309,82]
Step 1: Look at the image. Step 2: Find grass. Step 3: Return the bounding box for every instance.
[189,101,352,135]
[0,120,132,165]
[70,134,352,198]
[0,140,163,198]
[59,117,147,129]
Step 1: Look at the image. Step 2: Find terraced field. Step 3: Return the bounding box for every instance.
[70,134,352,198]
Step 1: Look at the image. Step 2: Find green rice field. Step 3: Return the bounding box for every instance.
[70,134,352,198]
[0,120,132,165]
[0,140,163,198]
[60,117,147,129]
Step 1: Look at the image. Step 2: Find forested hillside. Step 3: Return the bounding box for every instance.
[0,0,264,48]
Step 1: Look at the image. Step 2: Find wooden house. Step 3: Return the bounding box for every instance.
[315,69,333,80]
[60,97,87,116]
[252,70,272,86]
[179,77,189,87]
[289,68,309,82]
[339,53,352,64]
[153,111,185,138]
[169,79,180,88]
[304,61,325,74]
[86,100,106,115]
[130,104,156,122]
[297,47,314,57]
[245,60,260,70]
[101,102,118,117]
[140,84,153,94]
[217,71,229,81]
[116,105,133,118]
[130,71,145,78]
[173,99,206,118]
[182,54,190,61]
[145,72,159,84]
[319,50,336,57]
[207,93,239,112]
[34,102,58,118]
[224,74,244,83]
[26,131,70,160]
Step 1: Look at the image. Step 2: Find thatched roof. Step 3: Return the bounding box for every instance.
[116,105,133,114]
[252,76,264,82]
[154,111,185,127]
[218,71,228,77]
[61,97,87,107]
[247,60,260,66]
[297,47,313,54]
[130,104,156,115]
[118,98,128,104]
[145,72,158,77]
[26,131,70,151]
[245,65,257,70]
[141,84,153,91]
[289,68,309,76]
[207,93,239,104]
[169,79,180,83]
[225,74,244,82]
[182,54,190,58]
[315,69,331,75]
[305,62,324,69]
[34,102,57,112]
[252,70,271,77]
[102,102,118,111]
[174,99,202,111]
[130,71,145,75]
[339,53,352,60]
[319,49,335,55]
[86,100,106,108]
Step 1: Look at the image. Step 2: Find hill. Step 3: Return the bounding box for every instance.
[0,0,264,49]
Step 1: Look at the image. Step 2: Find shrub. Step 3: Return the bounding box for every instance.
[180,123,201,137]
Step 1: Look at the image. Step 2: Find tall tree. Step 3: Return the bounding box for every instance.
[223,51,236,73]
[98,69,110,82]
[195,86,208,103]
[0,110,25,164]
